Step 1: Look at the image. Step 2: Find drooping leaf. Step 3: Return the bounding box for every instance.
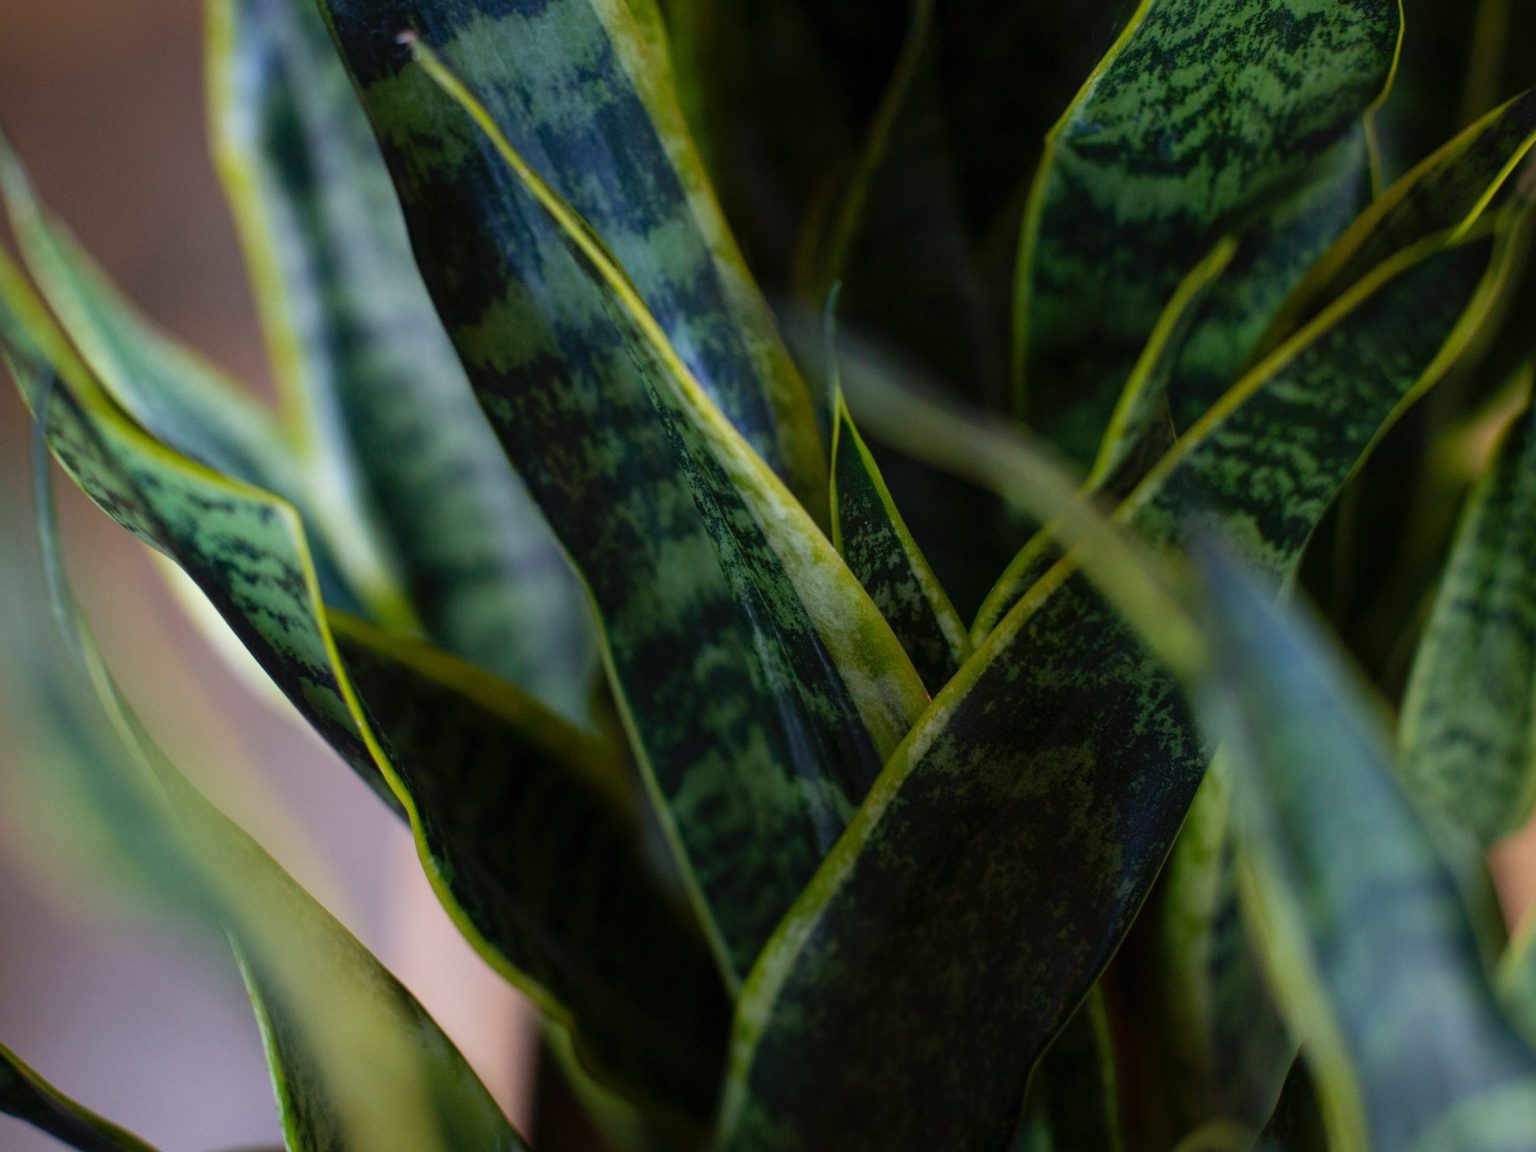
[0,251,727,1121]
[208,0,601,725]
[331,612,730,1123]
[1012,0,1400,461]
[0,1044,157,1152]
[1400,393,1536,845]
[722,228,1513,1151]
[321,20,930,980]
[14,402,523,1152]
[1194,544,1536,1152]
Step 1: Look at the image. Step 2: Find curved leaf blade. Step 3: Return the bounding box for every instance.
[1196,545,1536,1152]
[332,613,730,1122]
[0,1045,157,1152]
[209,0,601,725]
[1012,0,1400,460]
[1400,387,1536,845]
[320,0,826,512]
[325,26,930,980]
[0,250,725,1120]
[831,386,969,693]
[723,230,1513,1152]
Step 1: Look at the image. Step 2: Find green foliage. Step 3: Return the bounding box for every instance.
[2,0,1536,1149]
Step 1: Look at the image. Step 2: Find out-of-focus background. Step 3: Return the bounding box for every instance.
[0,3,532,1149]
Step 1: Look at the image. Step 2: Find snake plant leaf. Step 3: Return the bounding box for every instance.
[0,1044,157,1152]
[1013,989,1123,1152]
[323,26,930,981]
[1399,395,1536,845]
[321,0,826,515]
[1,254,716,1120]
[331,612,730,1123]
[14,420,524,1152]
[722,229,1512,1152]
[1264,87,1536,356]
[830,382,970,693]
[0,260,388,799]
[1012,0,1400,462]
[1154,756,1295,1139]
[0,143,370,616]
[209,0,601,726]
[1194,544,1536,1152]
[975,235,1238,641]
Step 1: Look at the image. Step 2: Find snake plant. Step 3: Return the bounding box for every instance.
[3,0,1536,1148]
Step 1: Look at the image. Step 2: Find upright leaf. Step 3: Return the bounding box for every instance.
[723,230,1512,1151]
[1195,545,1536,1152]
[321,0,825,512]
[830,384,970,693]
[1400,393,1536,845]
[1012,0,1399,460]
[0,1045,157,1152]
[320,18,930,980]
[1264,87,1536,354]
[209,0,601,725]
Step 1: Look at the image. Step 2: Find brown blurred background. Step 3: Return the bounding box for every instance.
[0,3,531,1149]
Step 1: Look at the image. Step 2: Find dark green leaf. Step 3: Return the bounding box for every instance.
[1264,87,1536,355]
[332,613,730,1124]
[722,230,1512,1151]
[1012,989,1122,1152]
[1400,392,1536,844]
[1012,0,1400,461]
[0,1044,157,1152]
[320,15,930,980]
[1195,544,1536,1152]
[1152,757,1293,1138]
[831,384,969,693]
[209,0,601,725]
[975,235,1238,641]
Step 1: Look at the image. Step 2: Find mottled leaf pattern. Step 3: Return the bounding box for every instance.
[1013,0,1400,460]
[1196,545,1536,1152]
[210,0,601,725]
[1400,395,1536,844]
[831,387,969,692]
[332,613,730,1121]
[723,233,1510,1152]
[976,236,1238,641]
[320,14,929,980]
[0,1044,157,1152]
[1265,87,1536,353]
[0,248,719,1119]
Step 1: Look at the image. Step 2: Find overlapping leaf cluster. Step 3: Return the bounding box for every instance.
[2,0,1536,1149]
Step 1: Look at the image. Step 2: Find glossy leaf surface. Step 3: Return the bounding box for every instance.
[320,16,930,979]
